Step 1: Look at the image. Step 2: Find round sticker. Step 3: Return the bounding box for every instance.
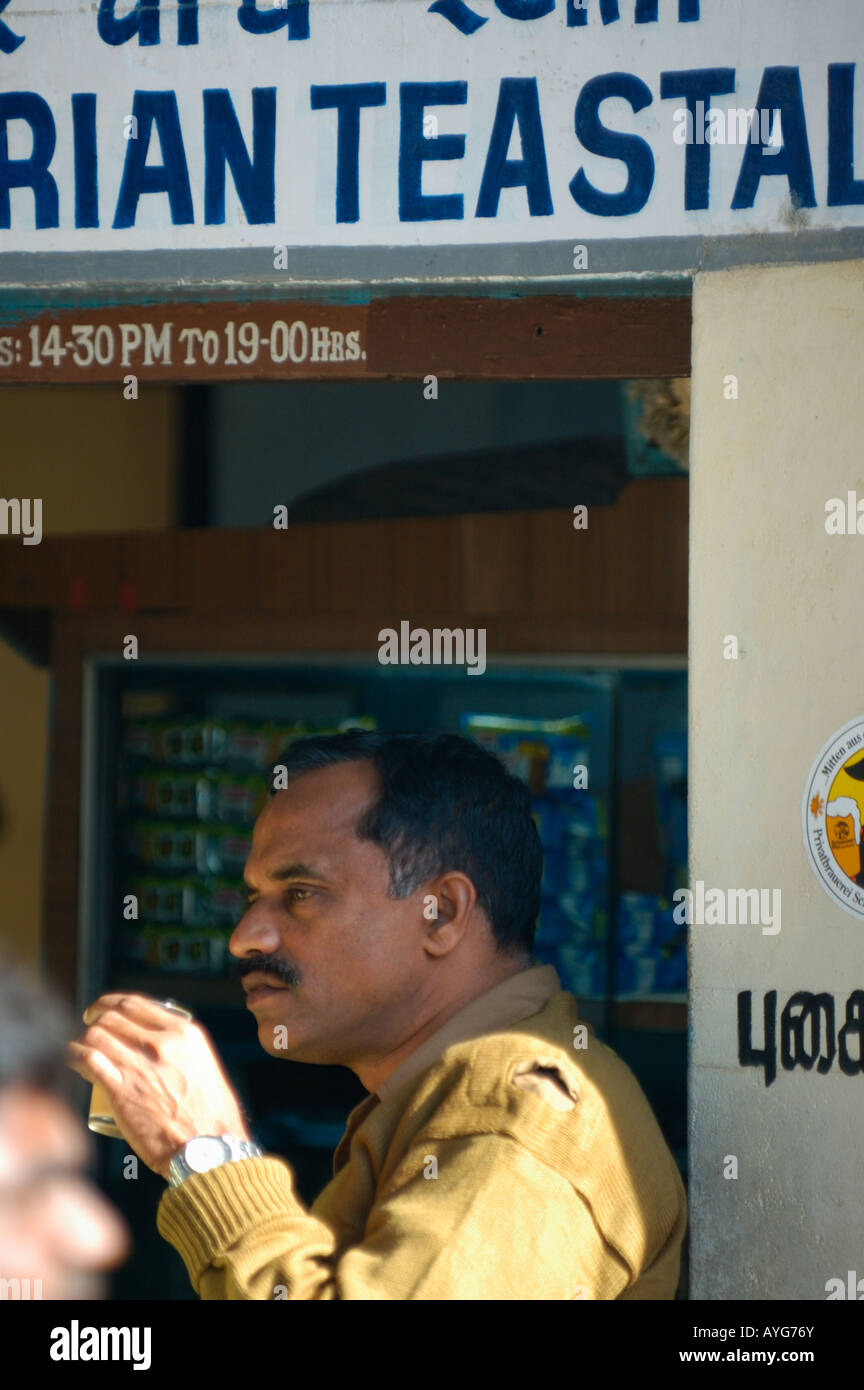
[803,715,864,921]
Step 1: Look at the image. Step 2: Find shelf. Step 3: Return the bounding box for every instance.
[572,997,686,1031]
[613,1000,687,1031]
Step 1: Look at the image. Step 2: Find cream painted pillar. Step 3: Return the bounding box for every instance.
[689,260,864,1300]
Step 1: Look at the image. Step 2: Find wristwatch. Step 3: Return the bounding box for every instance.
[167,1135,264,1188]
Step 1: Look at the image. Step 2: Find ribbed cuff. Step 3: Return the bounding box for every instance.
[157,1156,303,1284]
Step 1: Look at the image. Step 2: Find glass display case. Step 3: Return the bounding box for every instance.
[78,656,686,1298]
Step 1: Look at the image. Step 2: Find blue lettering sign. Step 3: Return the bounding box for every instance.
[0,0,25,54]
[113,92,194,228]
[311,84,387,223]
[0,92,58,228]
[98,0,160,46]
[237,0,309,40]
[731,67,815,210]
[203,88,277,224]
[827,63,864,207]
[72,92,98,228]
[476,77,553,216]
[660,68,736,210]
[399,81,467,221]
[430,0,700,35]
[569,71,655,215]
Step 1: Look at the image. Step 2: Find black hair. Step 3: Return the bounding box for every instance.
[270,730,542,957]
[0,953,77,1103]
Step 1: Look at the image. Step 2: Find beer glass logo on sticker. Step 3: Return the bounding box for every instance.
[803,716,864,921]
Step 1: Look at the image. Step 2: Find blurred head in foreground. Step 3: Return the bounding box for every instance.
[0,955,129,1299]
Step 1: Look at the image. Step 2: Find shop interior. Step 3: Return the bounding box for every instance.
[0,371,690,1298]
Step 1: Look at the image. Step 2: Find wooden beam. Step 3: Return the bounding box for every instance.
[0,294,689,384]
[0,481,688,636]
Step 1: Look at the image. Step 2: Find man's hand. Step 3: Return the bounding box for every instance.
[68,995,251,1179]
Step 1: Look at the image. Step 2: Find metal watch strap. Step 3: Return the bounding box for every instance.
[167,1135,263,1188]
[223,1137,263,1162]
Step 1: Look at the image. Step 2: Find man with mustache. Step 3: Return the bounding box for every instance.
[70,730,687,1300]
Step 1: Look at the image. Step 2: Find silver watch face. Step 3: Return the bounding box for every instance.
[185,1136,229,1172]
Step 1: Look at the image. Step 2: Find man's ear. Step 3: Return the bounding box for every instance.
[420,872,477,958]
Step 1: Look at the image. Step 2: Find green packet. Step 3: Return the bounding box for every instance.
[461,713,591,738]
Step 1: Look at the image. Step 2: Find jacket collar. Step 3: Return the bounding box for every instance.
[332,963,562,1173]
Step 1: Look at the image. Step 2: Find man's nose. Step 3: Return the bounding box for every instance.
[229,904,284,960]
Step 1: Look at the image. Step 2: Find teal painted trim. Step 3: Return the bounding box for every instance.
[0,276,691,321]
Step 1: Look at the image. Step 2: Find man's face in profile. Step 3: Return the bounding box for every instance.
[231,759,427,1068]
[0,1085,129,1299]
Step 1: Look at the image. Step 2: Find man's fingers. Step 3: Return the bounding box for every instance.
[83,993,186,1026]
[73,1025,143,1081]
[67,1039,95,1082]
[82,993,131,1024]
[81,1007,165,1056]
[67,1040,124,1090]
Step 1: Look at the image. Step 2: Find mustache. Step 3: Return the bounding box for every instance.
[231,954,301,987]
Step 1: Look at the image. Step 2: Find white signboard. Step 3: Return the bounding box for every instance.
[1,0,863,281]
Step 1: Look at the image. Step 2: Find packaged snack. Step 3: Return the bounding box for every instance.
[557,944,604,998]
[618,892,660,947]
[461,714,591,797]
[656,943,687,993]
[117,925,150,966]
[209,826,254,875]
[552,843,604,896]
[210,773,268,824]
[128,822,198,872]
[653,899,685,948]
[206,879,247,926]
[269,715,377,764]
[336,715,377,733]
[123,721,161,761]
[616,944,662,996]
[127,822,236,875]
[530,941,560,971]
[222,722,282,772]
[534,898,572,948]
[571,797,606,840]
[531,797,568,849]
[133,876,186,924]
[134,926,230,974]
[152,928,187,972]
[655,731,688,895]
[129,770,208,820]
[555,889,605,941]
[540,847,571,896]
[179,929,231,973]
[158,720,227,767]
[545,735,592,792]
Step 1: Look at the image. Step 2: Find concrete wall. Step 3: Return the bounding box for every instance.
[0,386,180,969]
[689,260,864,1299]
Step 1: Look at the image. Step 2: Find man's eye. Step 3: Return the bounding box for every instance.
[286,887,313,903]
